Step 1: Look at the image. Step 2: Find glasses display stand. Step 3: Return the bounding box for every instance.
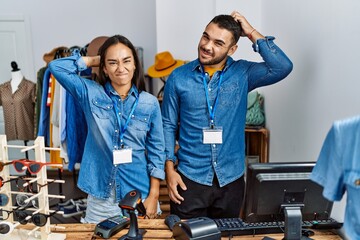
[0,135,66,240]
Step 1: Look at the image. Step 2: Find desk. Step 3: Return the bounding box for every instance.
[47,220,342,240]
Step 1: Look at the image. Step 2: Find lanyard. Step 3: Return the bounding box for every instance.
[112,96,139,148]
[203,71,224,128]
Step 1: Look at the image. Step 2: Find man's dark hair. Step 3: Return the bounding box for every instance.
[97,34,145,92]
[208,15,242,45]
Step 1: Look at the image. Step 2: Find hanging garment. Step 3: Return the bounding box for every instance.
[0,78,36,140]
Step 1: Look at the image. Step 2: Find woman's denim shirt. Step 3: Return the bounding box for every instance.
[162,36,293,187]
[311,115,360,240]
[49,53,165,201]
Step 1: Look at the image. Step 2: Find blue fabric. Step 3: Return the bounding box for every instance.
[162,36,293,187]
[66,90,87,171]
[48,52,165,201]
[310,115,360,240]
[37,68,51,146]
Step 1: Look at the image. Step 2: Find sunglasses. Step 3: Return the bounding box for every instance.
[0,221,15,235]
[0,162,12,172]
[11,159,62,175]
[16,194,39,209]
[0,194,9,207]
[0,205,23,221]
[15,177,57,193]
[15,209,59,227]
[0,176,23,189]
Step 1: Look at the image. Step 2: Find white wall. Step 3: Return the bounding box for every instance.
[0,0,157,80]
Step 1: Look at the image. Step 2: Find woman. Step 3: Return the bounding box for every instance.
[49,35,165,223]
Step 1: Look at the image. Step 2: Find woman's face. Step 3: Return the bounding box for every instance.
[103,43,136,91]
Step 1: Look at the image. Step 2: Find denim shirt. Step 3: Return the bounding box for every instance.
[162,36,293,187]
[49,52,165,201]
[310,115,360,240]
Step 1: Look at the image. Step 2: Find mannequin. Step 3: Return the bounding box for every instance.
[0,61,36,142]
[10,61,23,93]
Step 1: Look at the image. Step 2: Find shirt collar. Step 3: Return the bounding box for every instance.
[192,56,234,73]
[104,82,138,98]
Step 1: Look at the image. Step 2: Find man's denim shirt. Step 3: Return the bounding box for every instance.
[311,115,360,240]
[49,52,165,201]
[162,36,293,187]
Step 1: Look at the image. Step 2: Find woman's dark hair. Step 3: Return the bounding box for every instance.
[97,35,145,92]
[208,15,242,45]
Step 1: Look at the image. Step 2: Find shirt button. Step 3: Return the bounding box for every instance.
[212,144,216,148]
[208,88,211,91]
[355,179,360,186]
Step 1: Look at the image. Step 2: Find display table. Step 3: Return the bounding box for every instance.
[44,220,342,240]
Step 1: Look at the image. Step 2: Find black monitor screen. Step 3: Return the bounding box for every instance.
[243,162,333,223]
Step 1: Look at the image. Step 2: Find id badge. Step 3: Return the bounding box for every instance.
[113,147,132,165]
[203,127,223,144]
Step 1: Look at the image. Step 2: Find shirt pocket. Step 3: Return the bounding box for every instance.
[220,82,240,107]
[343,170,360,234]
[128,112,150,131]
[91,98,114,119]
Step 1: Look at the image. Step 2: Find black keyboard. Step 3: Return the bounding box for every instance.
[214,218,341,236]
[310,218,343,229]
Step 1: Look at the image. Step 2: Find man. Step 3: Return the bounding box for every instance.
[162,11,293,219]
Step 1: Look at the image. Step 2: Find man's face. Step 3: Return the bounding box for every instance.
[198,22,237,68]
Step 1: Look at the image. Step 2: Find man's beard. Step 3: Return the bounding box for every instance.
[199,47,228,66]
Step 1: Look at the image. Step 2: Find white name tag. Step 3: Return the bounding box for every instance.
[113,147,132,165]
[203,127,223,144]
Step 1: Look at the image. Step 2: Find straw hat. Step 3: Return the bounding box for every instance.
[147,51,184,78]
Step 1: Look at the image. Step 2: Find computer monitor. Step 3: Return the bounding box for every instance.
[243,162,333,239]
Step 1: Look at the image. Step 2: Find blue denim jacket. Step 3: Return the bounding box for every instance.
[162,36,293,187]
[311,115,360,240]
[49,53,165,201]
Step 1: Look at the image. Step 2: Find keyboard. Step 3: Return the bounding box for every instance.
[214,218,342,236]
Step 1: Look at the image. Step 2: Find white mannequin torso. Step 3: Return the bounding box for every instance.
[11,70,23,94]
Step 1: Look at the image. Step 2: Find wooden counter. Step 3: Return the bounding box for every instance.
[47,220,342,240]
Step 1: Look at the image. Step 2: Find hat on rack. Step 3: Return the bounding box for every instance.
[147,51,184,78]
[43,46,69,64]
[87,36,109,77]
[87,36,109,56]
